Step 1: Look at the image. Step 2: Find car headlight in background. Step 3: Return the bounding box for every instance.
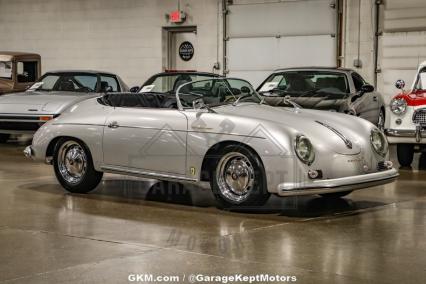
[390,97,407,115]
[295,135,315,165]
[370,129,388,157]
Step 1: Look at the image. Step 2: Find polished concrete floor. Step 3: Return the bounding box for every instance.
[0,138,425,284]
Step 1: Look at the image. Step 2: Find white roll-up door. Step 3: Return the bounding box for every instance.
[226,0,338,87]
[378,0,426,103]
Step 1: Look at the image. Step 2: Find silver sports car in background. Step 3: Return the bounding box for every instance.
[25,78,398,208]
[257,67,385,129]
[0,70,128,142]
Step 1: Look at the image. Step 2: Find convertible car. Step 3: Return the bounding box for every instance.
[0,70,128,142]
[25,78,398,208]
[257,67,385,129]
[385,61,426,167]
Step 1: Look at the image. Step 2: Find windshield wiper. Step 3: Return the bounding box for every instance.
[283,95,301,110]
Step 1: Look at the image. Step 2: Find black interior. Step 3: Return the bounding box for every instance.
[102,93,177,109]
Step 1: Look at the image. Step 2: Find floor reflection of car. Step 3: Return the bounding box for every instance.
[130,70,221,108]
[0,70,128,143]
[257,67,385,128]
[26,77,397,209]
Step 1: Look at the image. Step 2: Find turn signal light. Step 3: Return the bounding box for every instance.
[39,116,53,121]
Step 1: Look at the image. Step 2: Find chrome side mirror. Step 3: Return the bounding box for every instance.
[395,79,405,90]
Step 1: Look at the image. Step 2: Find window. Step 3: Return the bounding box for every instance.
[75,75,97,91]
[414,69,426,91]
[351,72,365,92]
[17,61,38,83]
[142,74,217,93]
[0,61,12,79]
[100,75,119,92]
[258,71,349,96]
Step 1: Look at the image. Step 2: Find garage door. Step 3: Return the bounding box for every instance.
[226,0,338,87]
[378,0,426,103]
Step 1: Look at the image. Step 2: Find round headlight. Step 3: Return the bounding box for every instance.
[370,129,388,157]
[295,135,315,165]
[390,97,407,115]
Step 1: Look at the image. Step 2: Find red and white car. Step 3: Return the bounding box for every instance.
[385,61,426,167]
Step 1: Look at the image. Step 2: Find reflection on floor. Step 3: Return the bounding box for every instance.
[0,137,425,283]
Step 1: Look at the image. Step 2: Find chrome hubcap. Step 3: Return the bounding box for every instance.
[58,141,87,184]
[216,152,255,203]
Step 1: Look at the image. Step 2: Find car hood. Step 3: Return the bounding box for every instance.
[0,91,98,114]
[215,103,373,155]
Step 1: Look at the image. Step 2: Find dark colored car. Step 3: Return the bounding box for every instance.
[257,67,385,128]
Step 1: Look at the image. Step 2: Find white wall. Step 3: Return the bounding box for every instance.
[0,0,223,87]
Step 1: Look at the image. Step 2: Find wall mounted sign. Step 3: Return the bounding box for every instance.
[179,41,194,61]
[169,10,186,23]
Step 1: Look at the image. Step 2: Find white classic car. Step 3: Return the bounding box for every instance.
[0,70,128,143]
[385,61,426,167]
[24,78,398,208]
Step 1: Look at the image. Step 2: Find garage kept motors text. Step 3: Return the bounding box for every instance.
[179,41,194,61]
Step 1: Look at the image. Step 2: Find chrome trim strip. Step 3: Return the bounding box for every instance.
[316,120,353,149]
[101,165,198,182]
[277,168,398,196]
[385,128,426,137]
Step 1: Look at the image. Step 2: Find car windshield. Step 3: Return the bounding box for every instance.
[414,68,426,91]
[177,78,262,108]
[28,73,98,93]
[258,71,350,98]
[0,61,12,80]
[140,73,217,94]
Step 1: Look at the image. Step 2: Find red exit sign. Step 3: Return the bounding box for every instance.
[169,10,186,23]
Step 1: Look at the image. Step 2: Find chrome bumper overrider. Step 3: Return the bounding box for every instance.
[23,146,34,159]
[277,168,399,196]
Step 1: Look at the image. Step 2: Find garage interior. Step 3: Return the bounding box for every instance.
[1,0,426,283]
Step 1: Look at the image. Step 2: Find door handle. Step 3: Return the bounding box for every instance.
[373,96,378,102]
[108,121,119,128]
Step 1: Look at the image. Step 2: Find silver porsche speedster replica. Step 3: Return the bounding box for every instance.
[25,78,398,208]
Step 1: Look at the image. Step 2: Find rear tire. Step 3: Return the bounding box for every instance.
[210,144,270,209]
[0,134,10,143]
[397,144,414,168]
[53,138,103,193]
[320,190,352,199]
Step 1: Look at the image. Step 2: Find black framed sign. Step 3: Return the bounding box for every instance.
[179,41,194,61]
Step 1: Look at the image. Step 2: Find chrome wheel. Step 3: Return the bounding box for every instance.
[57,141,87,184]
[216,152,255,203]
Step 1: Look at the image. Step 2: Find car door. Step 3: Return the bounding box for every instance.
[350,72,379,124]
[102,107,188,176]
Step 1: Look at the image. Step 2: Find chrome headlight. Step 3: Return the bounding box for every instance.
[370,129,388,157]
[390,97,407,115]
[295,135,315,165]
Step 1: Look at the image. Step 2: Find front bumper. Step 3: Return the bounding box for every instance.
[385,127,426,143]
[277,168,398,196]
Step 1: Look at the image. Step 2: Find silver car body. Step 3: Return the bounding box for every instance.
[27,78,398,197]
[0,70,128,135]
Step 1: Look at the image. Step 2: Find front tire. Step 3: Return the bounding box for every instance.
[53,138,103,193]
[0,134,10,143]
[210,144,270,209]
[397,144,414,168]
